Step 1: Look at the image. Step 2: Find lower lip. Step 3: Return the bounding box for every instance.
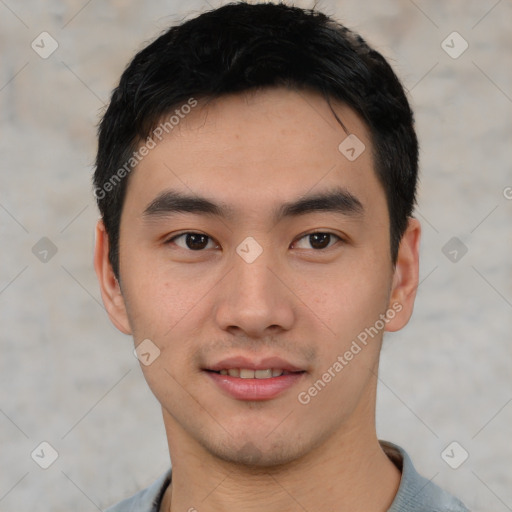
[205,371,305,401]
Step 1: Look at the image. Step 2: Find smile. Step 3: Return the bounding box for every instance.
[214,368,292,378]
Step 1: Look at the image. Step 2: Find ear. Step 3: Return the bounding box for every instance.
[385,217,421,332]
[94,219,132,335]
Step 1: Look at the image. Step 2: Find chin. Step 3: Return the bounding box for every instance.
[199,432,319,469]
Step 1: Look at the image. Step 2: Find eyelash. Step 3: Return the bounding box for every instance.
[165,231,344,251]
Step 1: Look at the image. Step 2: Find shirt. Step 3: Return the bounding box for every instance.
[105,441,469,512]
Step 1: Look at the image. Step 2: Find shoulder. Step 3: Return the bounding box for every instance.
[381,441,470,512]
[105,469,172,512]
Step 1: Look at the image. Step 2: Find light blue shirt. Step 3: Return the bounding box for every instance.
[105,441,469,512]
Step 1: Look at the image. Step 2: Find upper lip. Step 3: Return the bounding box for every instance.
[206,356,305,373]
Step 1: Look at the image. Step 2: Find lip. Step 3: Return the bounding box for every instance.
[204,355,306,401]
[205,371,305,401]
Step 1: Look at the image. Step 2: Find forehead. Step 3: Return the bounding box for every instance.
[123,87,385,220]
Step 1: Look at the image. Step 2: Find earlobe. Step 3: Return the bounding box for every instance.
[385,217,421,333]
[93,219,132,335]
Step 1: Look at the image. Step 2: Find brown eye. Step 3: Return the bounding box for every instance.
[293,232,341,250]
[308,233,331,249]
[170,233,216,250]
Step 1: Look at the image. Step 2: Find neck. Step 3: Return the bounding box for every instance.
[160,410,400,512]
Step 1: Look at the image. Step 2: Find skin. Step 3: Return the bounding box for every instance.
[95,87,421,512]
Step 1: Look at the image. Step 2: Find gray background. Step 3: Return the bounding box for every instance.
[1,0,511,510]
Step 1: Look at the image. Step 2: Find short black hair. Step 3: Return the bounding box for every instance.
[94,1,418,279]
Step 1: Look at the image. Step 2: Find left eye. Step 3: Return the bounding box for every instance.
[169,232,218,251]
[293,232,341,250]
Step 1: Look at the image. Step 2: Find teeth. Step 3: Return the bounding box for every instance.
[255,369,272,379]
[217,368,285,379]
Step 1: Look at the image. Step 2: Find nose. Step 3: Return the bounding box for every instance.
[213,244,295,339]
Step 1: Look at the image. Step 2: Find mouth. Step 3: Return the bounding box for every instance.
[203,357,307,401]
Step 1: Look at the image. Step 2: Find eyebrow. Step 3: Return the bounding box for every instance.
[142,187,364,222]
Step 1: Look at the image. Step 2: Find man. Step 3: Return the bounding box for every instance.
[93,2,469,511]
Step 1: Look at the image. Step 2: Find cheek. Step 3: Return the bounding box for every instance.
[296,258,392,342]
[121,261,215,339]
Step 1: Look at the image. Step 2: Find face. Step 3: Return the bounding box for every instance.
[95,87,420,467]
